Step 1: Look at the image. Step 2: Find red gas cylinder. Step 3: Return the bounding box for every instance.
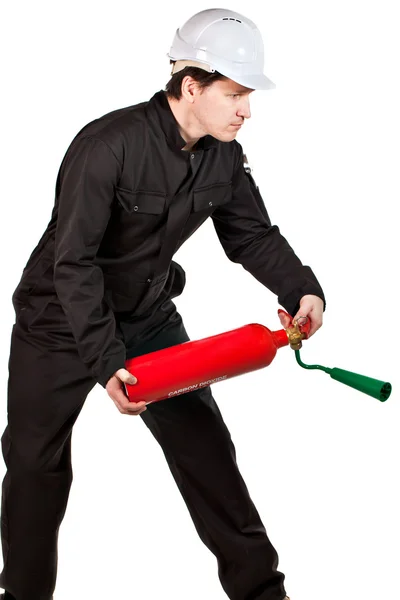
[125,322,296,405]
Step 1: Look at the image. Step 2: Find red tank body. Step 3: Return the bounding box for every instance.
[124,323,290,404]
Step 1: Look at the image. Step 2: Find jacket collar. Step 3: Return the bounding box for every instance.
[147,90,218,152]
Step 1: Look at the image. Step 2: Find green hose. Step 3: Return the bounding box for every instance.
[294,349,392,402]
[295,350,331,373]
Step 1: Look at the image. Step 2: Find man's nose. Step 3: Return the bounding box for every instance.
[237,97,251,119]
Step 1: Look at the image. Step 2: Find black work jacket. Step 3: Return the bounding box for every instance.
[13,90,326,387]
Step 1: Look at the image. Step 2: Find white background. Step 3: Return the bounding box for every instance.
[1,1,399,599]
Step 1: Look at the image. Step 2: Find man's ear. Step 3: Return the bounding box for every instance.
[181,77,202,103]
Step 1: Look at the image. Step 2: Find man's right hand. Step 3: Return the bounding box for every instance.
[106,368,147,416]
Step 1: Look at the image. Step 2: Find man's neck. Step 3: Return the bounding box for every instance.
[167,96,201,152]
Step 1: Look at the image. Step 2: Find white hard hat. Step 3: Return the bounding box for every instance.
[168,8,275,90]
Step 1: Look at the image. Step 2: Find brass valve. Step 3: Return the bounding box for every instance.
[286,319,307,350]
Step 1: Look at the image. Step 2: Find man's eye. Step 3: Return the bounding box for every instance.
[230,94,240,98]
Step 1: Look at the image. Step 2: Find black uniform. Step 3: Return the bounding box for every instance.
[0,90,325,600]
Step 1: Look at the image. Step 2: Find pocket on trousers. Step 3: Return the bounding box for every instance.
[104,271,170,314]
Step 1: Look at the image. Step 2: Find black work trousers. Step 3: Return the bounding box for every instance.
[0,298,286,600]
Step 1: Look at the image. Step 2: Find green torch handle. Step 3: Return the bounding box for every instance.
[294,350,392,402]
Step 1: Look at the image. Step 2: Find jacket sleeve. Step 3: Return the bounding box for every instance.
[53,135,126,387]
[211,145,326,317]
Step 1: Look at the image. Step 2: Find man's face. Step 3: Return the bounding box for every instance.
[191,78,254,142]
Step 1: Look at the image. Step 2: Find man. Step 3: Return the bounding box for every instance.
[0,8,325,600]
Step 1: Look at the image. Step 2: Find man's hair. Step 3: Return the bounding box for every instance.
[165,62,227,100]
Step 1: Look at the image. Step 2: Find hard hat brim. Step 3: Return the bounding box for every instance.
[166,53,276,91]
[227,72,276,91]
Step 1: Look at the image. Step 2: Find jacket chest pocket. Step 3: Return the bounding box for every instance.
[114,186,167,234]
[193,181,232,213]
[178,181,233,244]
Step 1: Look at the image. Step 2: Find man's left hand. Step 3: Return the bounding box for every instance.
[278,294,324,338]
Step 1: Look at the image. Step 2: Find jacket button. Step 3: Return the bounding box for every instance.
[134,206,139,211]
[209,201,213,206]
[147,278,152,283]
[190,153,195,159]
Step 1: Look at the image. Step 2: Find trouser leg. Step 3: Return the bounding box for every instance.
[125,308,287,600]
[0,325,96,600]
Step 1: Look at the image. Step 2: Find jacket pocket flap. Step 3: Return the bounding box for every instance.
[193,181,232,212]
[115,187,166,214]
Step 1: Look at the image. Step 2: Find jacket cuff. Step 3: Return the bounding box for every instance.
[96,352,127,388]
[279,286,326,318]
